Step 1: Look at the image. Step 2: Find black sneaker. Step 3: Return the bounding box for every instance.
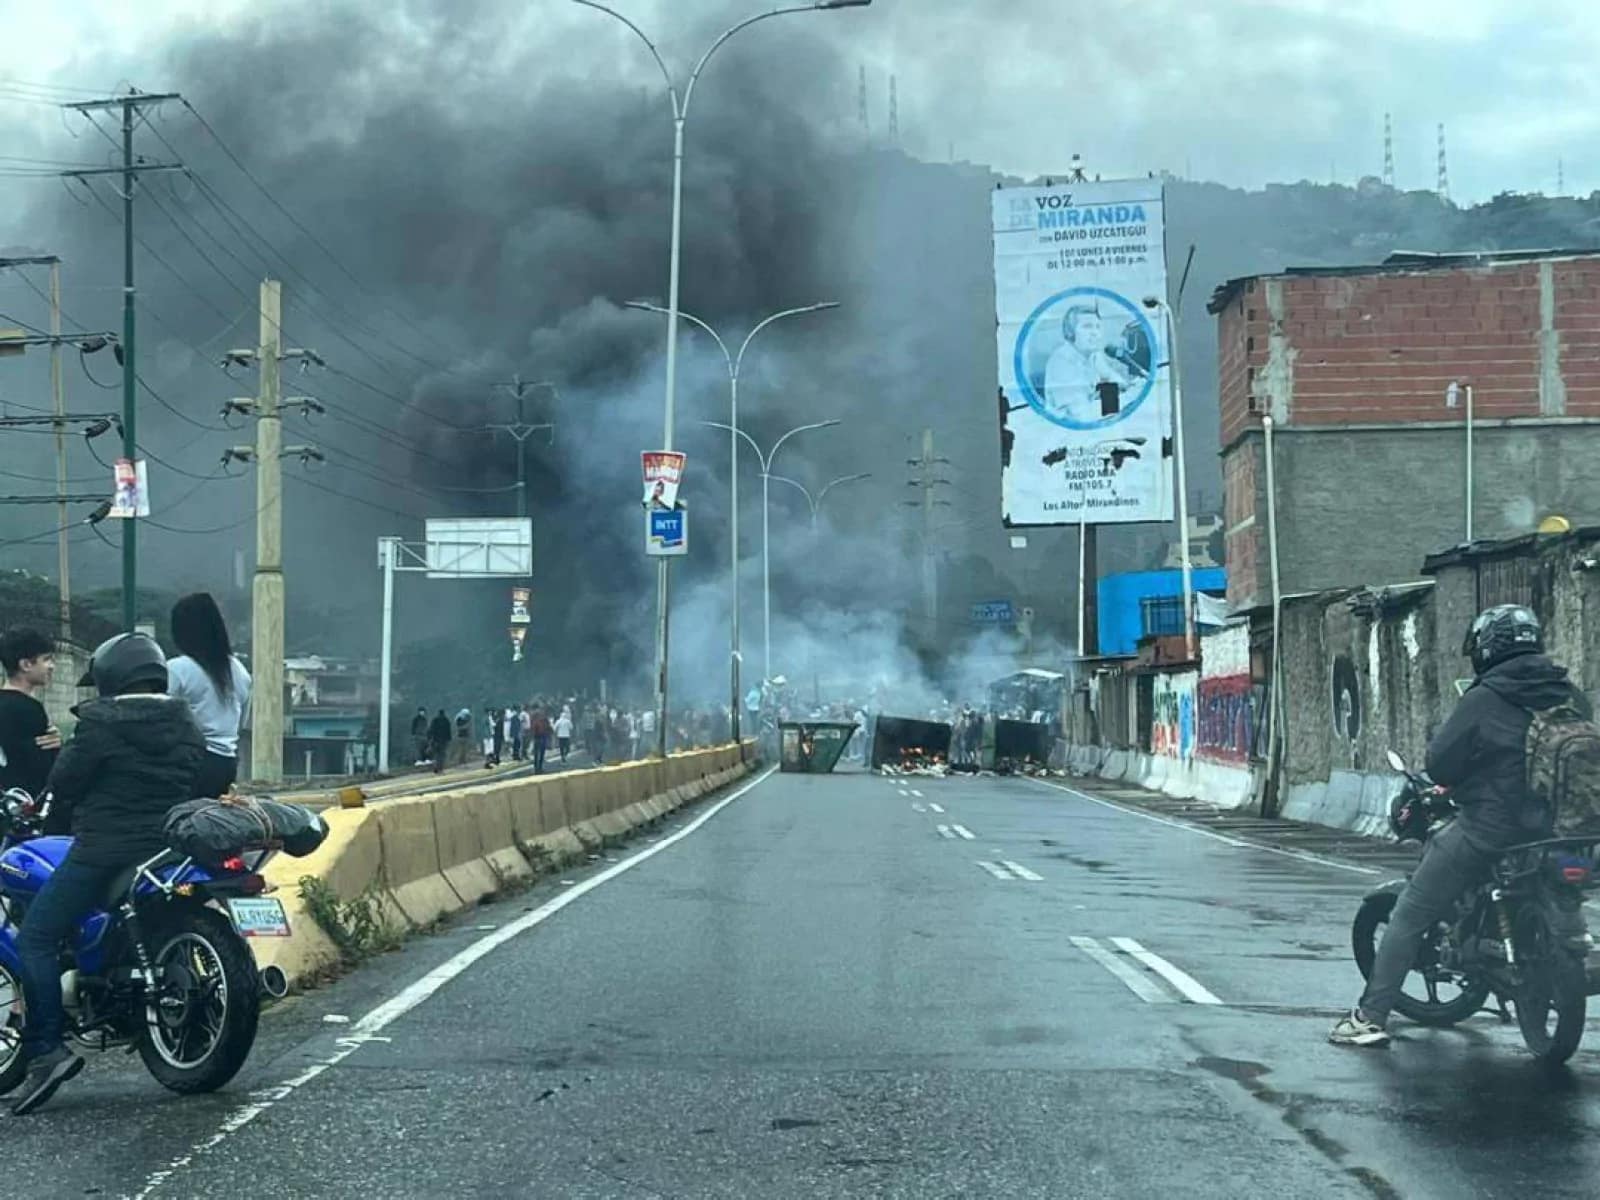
[9,1047,84,1116]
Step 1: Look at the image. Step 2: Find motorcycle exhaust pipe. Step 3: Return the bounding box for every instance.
[259,964,290,1000]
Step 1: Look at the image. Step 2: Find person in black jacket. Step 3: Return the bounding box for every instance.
[10,633,204,1116]
[1330,605,1592,1048]
[427,708,452,774]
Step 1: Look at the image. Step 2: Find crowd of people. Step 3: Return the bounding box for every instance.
[405,695,732,775]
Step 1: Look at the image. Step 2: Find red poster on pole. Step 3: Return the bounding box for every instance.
[641,451,686,509]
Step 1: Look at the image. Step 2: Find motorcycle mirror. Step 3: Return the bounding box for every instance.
[1386,749,1408,773]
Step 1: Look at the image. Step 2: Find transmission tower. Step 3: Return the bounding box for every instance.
[1558,157,1565,195]
[1437,123,1449,202]
[858,64,868,132]
[1383,112,1395,187]
[888,74,899,143]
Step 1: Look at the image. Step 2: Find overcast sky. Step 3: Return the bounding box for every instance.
[0,0,1596,205]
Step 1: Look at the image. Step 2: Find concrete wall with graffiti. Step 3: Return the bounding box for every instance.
[1150,670,1197,760]
[1196,623,1252,764]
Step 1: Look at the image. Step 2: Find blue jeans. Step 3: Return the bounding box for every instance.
[533,735,549,773]
[17,849,124,1059]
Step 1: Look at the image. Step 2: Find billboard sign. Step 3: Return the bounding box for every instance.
[424,518,532,579]
[646,506,687,556]
[993,179,1173,526]
[642,450,686,510]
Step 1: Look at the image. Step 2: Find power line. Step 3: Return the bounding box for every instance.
[290,468,427,523]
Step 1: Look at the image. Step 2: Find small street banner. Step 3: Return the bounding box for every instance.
[646,506,687,557]
[510,587,531,625]
[642,450,686,509]
[992,178,1173,527]
[109,458,150,518]
[970,600,1016,625]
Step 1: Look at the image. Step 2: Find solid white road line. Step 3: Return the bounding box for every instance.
[1024,778,1381,878]
[1110,937,1222,1005]
[977,860,1013,879]
[1001,859,1043,881]
[951,824,976,840]
[1070,936,1173,1004]
[928,802,945,814]
[131,765,779,1200]
[937,824,956,839]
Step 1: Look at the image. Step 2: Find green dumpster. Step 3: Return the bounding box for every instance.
[779,722,858,773]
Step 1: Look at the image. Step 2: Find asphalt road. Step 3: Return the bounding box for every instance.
[11,766,1600,1197]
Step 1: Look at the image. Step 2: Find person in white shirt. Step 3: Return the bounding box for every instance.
[165,592,252,798]
[553,708,574,761]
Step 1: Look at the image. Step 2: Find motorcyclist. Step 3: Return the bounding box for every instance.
[9,633,204,1115]
[1329,605,1591,1047]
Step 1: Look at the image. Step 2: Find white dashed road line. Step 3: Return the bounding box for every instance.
[911,788,924,798]
[928,802,945,814]
[1070,936,1173,1004]
[937,824,956,839]
[911,802,927,813]
[951,824,976,840]
[1000,859,1043,881]
[1109,937,1223,1004]
[977,860,1014,880]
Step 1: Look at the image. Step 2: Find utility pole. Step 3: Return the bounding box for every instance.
[254,279,284,784]
[60,89,182,630]
[221,280,322,784]
[903,429,951,633]
[483,376,557,520]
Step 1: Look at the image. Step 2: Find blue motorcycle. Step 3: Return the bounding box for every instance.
[0,788,288,1097]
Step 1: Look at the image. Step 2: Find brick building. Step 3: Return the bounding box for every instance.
[1209,249,1600,610]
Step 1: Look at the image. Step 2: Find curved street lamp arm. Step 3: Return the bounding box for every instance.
[766,473,816,515]
[570,0,682,118]
[769,418,841,470]
[815,471,871,509]
[682,6,818,120]
[701,419,765,468]
[734,301,839,375]
[626,300,732,375]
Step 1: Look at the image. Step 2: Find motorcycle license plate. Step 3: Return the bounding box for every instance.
[226,897,291,938]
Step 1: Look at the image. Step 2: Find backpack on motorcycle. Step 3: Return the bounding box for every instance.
[1524,703,1600,836]
[163,795,329,864]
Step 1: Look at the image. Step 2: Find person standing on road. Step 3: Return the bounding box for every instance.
[554,706,574,762]
[0,628,62,800]
[409,706,429,766]
[165,593,252,799]
[428,708,452,773]
[507,705,523,762]
[530,705,552,774]
[1330,606,1592,1048]
[519,704,532,761]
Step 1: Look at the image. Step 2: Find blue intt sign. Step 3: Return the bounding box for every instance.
[646,507,687,557]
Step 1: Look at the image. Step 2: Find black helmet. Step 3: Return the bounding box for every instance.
[1462,604,1543,675]
[76,632,169,697]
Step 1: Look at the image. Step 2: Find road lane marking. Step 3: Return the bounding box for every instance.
[1024,778,1381,877]
[937,824,955,839]
[1001,859,1042,881]
[130,765,778,1200]
[911,788,924,798]
[911,802,927,813]
[977,860,1013,879]
[928,802,945,813]
[1110,937,1222,1004]
[951,824,976,840]
[1070,936,1173,1004]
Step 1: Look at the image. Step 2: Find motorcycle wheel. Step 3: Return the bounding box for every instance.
[137,905,260,1094]
[1513,903,1587,1065]
[0,959,25,1096]
[1352,891,1489,1026]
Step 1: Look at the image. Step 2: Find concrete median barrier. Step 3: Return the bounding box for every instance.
[253,743,761,988]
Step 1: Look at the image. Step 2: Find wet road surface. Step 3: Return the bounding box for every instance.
[9,766,1600,1197]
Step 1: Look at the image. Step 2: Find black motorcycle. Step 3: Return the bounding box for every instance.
[1352,750,1600,1064]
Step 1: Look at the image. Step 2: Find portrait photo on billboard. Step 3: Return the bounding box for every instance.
[1014,287,1156,430]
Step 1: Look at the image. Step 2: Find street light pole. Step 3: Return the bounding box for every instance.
[769,472,872,532]
[702,419,840,685]
[1145,244,1198,661]
[574,0,870,759]
[626,300,838,746]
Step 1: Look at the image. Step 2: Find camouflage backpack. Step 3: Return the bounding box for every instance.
[1524,702,1600,837]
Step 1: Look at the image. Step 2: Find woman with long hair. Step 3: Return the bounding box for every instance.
[166,592,252,798]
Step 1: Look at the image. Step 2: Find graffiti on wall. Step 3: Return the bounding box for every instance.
[1197,624,1253,763]
[1330,652,1362,770]
[1197,676,1253,763]
[1151,671,1197,760]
